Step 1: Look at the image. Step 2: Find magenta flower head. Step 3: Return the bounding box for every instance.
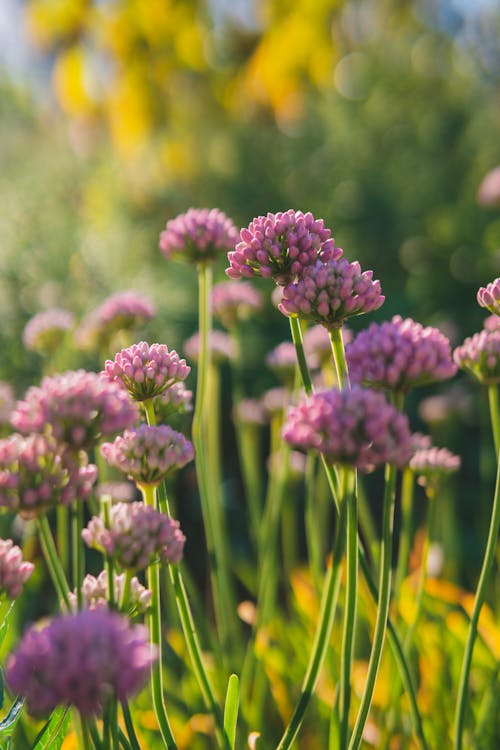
[104,341,190,401]
[453,329,500,385]
[69,570,152,615]
[477,166,500,209]
[346,316,457,393]
[160,208,239,264]
[278,258,384,329]
[82,501,185,571]
[100,424,194,487]
[211,280,264,328]
[409,446,461,495]
[184,330,236,363]
[477,277,500,316]
[6,609,155,717]
[282,386,412,472]
[11,371,138,450]
[76,291,155,350]
[484,315,500,332]
[0,539,34,599]
[226,209,342,285]
[23,309,74,354]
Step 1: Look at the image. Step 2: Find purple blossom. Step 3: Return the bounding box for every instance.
[76,291,155,350]
[160,208,239,263]
[226,210,342,285]
[211,281,263,328]
[477,277,500,316]
[484,315,500,332]
[104,342,190,401]
[0,539,34,599]
[184,330,236,363]
[261,387,295,417]
[82,501,185,571]
[69,570,151,614]
[477,166,500,208]
[235,398,267,426]
[453,329,500,385]
[157,381,193,418]
[6,609,155,716]
[278,258,384,328]
[23,309,74,353]
[410,446,461,492]
[11,371,138,450]
[282,386,412,472]
[346,316,457,392]
[96,481,137,504]
[265,341,318,384]
[100,424,194,486]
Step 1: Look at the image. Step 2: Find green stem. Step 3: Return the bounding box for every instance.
[86,718,103,750]
[348,462,397,750]
[142,484,177,750]
[121,701,141,750]
[393,468,415,606]
[305,453,323,588]
[488,384,500,455]
[56,505,69,577]
[289,317,313,394]
[71,500,84,609]
[38,513,71,611]
[329,328,350,389]
[102,499,116,610]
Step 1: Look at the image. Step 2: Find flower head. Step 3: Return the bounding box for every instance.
[0,539,34,599]
[184,330,236,363]
[211,281,263,328]
[104,342,190,401]
[282,386,411,472]
[484,315,500,332]
[278,258,384,328]
[235,398,267,426]
[160,208,238,263]
[96,481,137,504]
[477,277,500,316]
[226,210,341,285]
[453,329,500,385]
[11,371,138,450]
[346,316,457,392]
[156,382,193,418]
[410,446,461,494]
[100,424,194,487]
[304,324,352,367]
[76,291,155,350]
[6,609,155,716]
[69,570,151,615]
[265,341,318,384]
[23,309,74,354]
[477,166,500,208]
[82,501,185,571]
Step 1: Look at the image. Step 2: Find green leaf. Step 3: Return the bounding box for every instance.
[223,673,239,750]
[0,603,15,653]
[31,706,70,750]
[0,696,25,734]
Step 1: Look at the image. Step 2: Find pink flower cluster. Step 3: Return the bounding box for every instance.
[101,424,194,486]
[282,386,412,472]
[0,539,34,599]
[160,208,239,263]
[410,446,461,490]
[235,398,267,426]
[346,316,457,392]
[453,329,500,384]
[23,309,74,353]
[484,315,500,332]
[82,501,185,571]
[69,570,152,614]
[77,291,155,350]
[477,166,500,209]
[211,281,263,328]
[0,434,97,515]
[278,258,384,329]
[184,330,236,363]
[11,371,138,450]
[226,210,341,285]
[157,381,193,417]
[6,609,155,716]
[477,277,500,316]
[104,341,190,401]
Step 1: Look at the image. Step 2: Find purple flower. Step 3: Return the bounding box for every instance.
[265,341,318,384]
[69,570,151,615]
[484,315,500,332]
[278,258,384,328]
[76,291,155,350]
[157,382,193,418]
[184,330,236,363]
[235,398,267,426]
[82,501,185,570]
[261,387,295,417]
[410,446,461,492]
[226,210,341,285]
[100,424,194,487]
[96,481,137,504]
[477,166,500,208]
[211,281,263,328]
[0,539,34,599]
[453,329,500,385]
[23,309,74,354]
[6,609,155,716]
[346,316,457,392]
[282,386,412,472]
[0,434,97,516]
[304,324,352,367]
[104,342,190,401]
[477,277,500,316]
[11,371,138,450]
[160,208,239,263]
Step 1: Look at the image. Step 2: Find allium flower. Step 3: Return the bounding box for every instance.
[104,341,190,401]
[184,330,236,363]
[477,277,500,316]
[96,481,137,504]
[23,309,74,354]
[265,341,318,384]
[11,371,138,450]
[6,609,155,716]
[484,314,500,332]
[282,386,412,472]
[0,539,34,599]
[262,387,294,417]
[453,329,500,384]
[160,208,239,263]
[157,382,193,418]
[409,433,433,456]
[69,570,151,614]
[477,166,500,208]
[76,291,155,350]
[0,382,15,425]
[82,502,185,571]
[410,446,461,492]
[346,316,457,392]
[100,424,194,487]
[278,258,384,329]
[304,324,352,367]
[211,281,263,328]
[0,434,96,516]
[235,398,267,425]
[226,210,341,285]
